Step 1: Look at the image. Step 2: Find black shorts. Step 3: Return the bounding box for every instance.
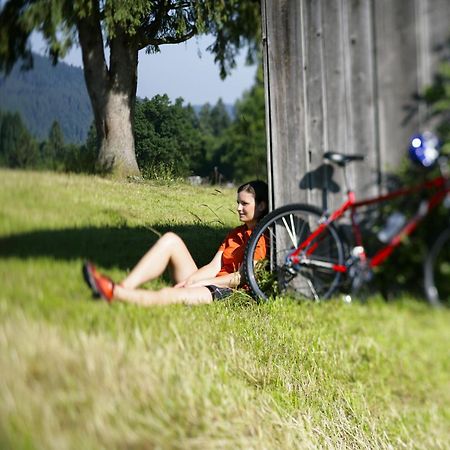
[205,285,233,301]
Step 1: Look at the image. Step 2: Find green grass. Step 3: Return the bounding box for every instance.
[0,168,449,449]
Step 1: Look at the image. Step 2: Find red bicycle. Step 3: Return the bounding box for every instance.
[244,134,449,306]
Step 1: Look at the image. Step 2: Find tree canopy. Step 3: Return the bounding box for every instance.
[217,64,266,181]
[0,111,39,168]
[423,58,450,154]
[0,0,261,177]
[0,0,260,75]
[134,95,203,178]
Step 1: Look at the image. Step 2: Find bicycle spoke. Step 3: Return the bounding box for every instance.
[281,215,297,247]
[290,213,297,244]
[307,279,320,302]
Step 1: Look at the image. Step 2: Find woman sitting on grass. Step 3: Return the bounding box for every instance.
[83,180,268,306]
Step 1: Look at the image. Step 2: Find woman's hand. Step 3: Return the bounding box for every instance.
[175,273,240,289]
[174,277,200,288]
[173,251,223,289]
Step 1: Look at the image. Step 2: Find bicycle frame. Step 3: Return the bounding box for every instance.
[289,173,449,274]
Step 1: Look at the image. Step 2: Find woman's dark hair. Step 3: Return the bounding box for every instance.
[237,180,269,218]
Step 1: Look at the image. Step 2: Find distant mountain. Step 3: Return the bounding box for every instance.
[0,53,92,143]
[0,53,236,144]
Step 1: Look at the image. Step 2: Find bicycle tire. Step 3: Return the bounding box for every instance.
[424,227,450,307]
[243,203,345,301]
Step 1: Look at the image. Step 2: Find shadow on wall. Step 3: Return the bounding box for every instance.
[298,162,405,209]
[298,164,341,210]
[0,224,228,271]
[299,164,341,191]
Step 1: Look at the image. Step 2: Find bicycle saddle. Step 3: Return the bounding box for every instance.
[323,151,365,167]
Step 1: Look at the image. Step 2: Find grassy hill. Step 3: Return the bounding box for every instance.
[0,169,449,449]
[0,53,92,143]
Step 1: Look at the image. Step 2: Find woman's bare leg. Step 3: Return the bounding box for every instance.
[120,232,198,289]
[113,285,213,306]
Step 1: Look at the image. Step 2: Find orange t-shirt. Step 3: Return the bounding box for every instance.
[216,225,267,276]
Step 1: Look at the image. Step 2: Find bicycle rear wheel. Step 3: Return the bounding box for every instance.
[424,227,450,306]
[243,204,345,301]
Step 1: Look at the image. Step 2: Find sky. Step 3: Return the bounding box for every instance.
[32,34,257,106]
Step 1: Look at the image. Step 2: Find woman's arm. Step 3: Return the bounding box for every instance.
[185,270,241,289]
[174,251,223,287]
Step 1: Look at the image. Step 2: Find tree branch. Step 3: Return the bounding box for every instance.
[136,0,169,48]
[146,27,196,46]
[0,0,33,73]
[137,0,199,50]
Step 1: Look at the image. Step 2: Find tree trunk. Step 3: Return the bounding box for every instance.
[99,30,140,177]
[77,14,140,178]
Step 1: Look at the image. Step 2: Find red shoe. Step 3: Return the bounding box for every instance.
[82,261,115,303]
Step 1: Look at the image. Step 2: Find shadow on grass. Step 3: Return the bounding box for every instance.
[0,224,229,270]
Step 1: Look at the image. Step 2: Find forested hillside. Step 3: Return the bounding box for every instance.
[0,58,266,183]
[0,53,92,143]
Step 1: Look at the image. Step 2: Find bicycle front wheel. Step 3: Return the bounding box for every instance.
[243,204,345,301]
[424,227,450,306]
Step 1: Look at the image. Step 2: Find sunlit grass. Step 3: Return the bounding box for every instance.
[0,169,449,449]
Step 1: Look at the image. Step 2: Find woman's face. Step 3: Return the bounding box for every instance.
[236,190,264,228]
